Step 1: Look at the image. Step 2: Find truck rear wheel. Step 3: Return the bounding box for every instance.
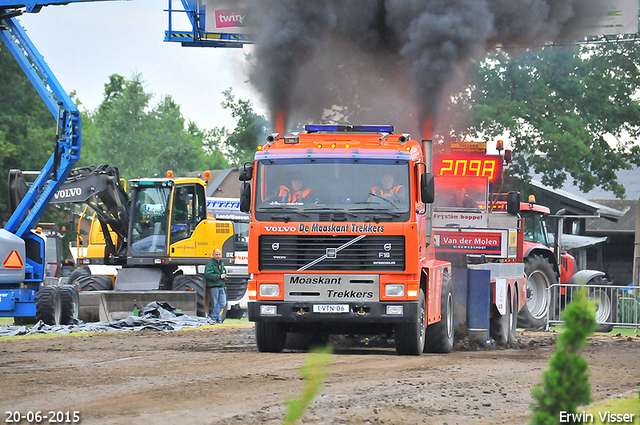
[490,290,517,346]
[36,286,61,325]
[519,254,555,329]
[424,274,455,353]
[255,321,287,353]
[395,289,427,355]
[172,275,206,317]
[58,284,80,325]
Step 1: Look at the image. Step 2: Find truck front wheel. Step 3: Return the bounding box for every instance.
[395,289,427,355]
[519,254,555,329]
[255,321,287,353]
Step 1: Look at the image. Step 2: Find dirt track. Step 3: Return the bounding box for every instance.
[1,323,639,425]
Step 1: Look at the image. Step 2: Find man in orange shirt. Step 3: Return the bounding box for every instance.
[279,175,311,203]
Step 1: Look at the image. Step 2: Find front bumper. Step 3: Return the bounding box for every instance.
[248,300,418,324]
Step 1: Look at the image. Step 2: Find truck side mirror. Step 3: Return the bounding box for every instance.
[240,182,251,213]
[507,191,520,215]
[420,172,435,204]
[239,164,253,182]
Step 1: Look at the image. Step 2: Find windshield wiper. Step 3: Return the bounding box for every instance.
[367,192,400,210]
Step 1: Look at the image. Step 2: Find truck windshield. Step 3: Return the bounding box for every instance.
[131,185,171,254]
[255,159,411,215]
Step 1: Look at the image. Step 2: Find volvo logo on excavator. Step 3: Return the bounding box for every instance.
[54,187,82,200]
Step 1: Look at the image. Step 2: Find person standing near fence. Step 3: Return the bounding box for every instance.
[204,248,228,323]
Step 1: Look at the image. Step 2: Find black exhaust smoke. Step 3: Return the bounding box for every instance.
[246,0,607,134]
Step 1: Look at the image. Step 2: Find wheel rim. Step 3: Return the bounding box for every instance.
[590,290,611,323]
[526,270,550,319]
[445,293,454,340]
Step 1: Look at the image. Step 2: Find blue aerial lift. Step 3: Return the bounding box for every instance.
[0,0,113,324]
[164,0,253,48]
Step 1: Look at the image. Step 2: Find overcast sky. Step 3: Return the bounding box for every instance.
[17,0,263,132]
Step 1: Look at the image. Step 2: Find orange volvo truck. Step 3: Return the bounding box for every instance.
[239,125,453,355]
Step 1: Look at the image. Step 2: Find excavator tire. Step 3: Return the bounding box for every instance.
[36,286,61,325]
[519,254,556,329]
[77,275,113,291]
[172,275,206,317]
[67,266,91,286]
[58,284,80,325]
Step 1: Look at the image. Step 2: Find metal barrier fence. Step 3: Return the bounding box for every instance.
[547,283,640,331]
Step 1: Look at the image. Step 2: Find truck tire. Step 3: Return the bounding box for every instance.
[588,276,617,333]
[58,284,80,325]
[172,275,206,317]
[424,274,455,353]
[490,290,517,346]
[255,321,287,353]
[67,266,91,286]
[77,275,112,291]
[395,289,427,355]
[36,286,61,325]
[519,254,555,329]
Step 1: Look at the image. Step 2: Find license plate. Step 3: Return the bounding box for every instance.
[313,304,349,313]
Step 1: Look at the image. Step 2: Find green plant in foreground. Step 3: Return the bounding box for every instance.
[283,347,333,425]
[530,290,597,425]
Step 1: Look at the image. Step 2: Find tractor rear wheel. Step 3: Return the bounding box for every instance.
[588,276,617,333]
[519,254,555,329]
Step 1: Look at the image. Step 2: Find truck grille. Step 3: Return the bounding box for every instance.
[259,235,405,272]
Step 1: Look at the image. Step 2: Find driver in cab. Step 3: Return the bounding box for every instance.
[370,173,405,201]
[279,173,312,203]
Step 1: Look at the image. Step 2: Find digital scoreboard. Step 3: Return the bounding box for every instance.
[433,154,503,183]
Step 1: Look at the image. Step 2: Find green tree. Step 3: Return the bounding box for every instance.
[0,46,65,225]
[530,290,597,425]
[215,88,269,166]
[457,43,640,198]
[85,74,226,178]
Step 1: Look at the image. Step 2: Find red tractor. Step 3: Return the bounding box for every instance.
[517,197,615,331]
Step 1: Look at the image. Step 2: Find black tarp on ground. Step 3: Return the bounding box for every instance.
[0,302,215,337]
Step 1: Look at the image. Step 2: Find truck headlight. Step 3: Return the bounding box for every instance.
[385,284,404,297]
[259,284,279,297]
